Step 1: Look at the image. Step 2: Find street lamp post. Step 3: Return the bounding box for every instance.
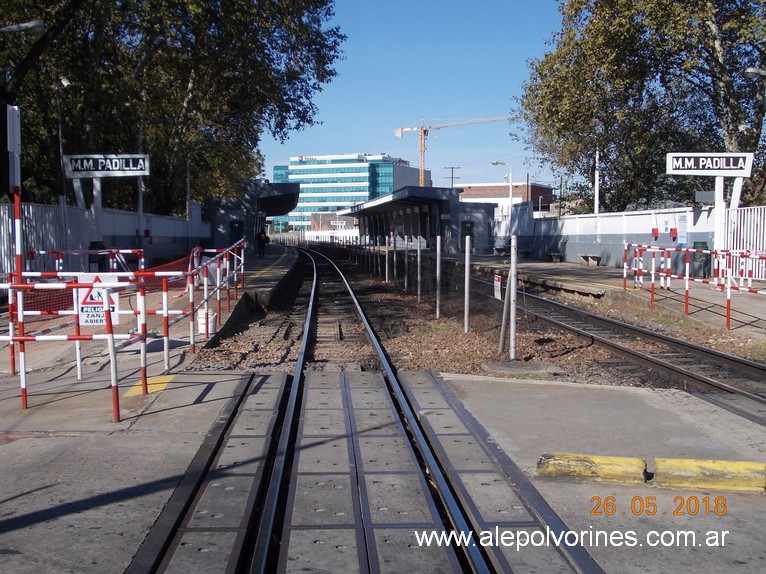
[491,160,512,203]
[492,160,517,360]
[745,67,766,128]
[55,78,70,196]
[594,146,600,215]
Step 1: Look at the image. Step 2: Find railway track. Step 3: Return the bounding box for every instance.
[430,262,766,426]
[126,249,602,574]
[517,293,766,426]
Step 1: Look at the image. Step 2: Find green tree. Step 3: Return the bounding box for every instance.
[521,0,766,209]
[1,1,344,212]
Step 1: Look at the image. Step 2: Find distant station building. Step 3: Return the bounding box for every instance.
[458,181,557,213]
[271,153,428,231]
[336,176,558,255]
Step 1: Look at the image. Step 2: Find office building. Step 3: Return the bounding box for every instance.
[272,153,428,230]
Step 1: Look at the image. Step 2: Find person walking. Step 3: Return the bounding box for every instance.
[256,229,270,258]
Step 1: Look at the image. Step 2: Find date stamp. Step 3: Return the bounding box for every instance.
[590,495,728,517]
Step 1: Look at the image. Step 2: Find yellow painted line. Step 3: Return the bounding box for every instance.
[246,252,291,278]
[536,453,647,484]
[653,458,766,492]
[123,375,175,397]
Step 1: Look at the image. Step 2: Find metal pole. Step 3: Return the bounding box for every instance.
[393,230,398,281]
[594,147,600,215]
[498,264,511,353]
[464,235,471,333]
[186,158,191,251]
[404,235,409,293]
[509,235,518,360]
[417,237,422,302]
[436,235,441,319]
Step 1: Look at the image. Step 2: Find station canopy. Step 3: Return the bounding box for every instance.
[242,180,299,216]
[337,186,456,217]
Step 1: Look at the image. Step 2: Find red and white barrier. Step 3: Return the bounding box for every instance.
[624,243,766,329]
[2,239,246,421]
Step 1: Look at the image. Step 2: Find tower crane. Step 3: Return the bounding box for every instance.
[394,116,514,186]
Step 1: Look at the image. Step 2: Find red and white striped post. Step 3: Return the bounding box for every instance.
[188,271,196,353]
[684,250,691,315]
[623,245,628,290]
[16,288,28,408]
[216,257,224,319]
[74,278,83,379]
[138,285,148,394]
[162,278,170,372]
[101,287,120,422]
[8,106,23,377]
[202,264,210,339]
[650,249,656,311]
[726,278,732,331]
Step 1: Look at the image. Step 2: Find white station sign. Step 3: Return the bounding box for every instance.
[64,154,150,178]
[666,152,753,178]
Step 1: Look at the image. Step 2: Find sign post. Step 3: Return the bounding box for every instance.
[63,154,150,246]
[666,152,754,252]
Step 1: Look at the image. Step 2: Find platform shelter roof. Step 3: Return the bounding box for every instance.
[240,180,300,215]
[337,186,457,217]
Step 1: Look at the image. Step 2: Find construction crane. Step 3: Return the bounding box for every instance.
[394,116,514,186]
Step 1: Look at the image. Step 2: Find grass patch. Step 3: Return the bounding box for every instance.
[422,320,463,334]
[631,309,700,332]
[746,341,766,363]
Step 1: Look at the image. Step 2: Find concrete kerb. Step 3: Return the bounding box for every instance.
[202,291,259,350]
[537,453,648,485]
[653,458,766,492]
[536,453,766,492]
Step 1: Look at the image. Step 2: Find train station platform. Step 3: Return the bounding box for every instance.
[0,243,764,573]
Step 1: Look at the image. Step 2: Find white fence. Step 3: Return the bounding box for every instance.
[724,205,766,280]
[0,202,93,275]
[1,201,210,276]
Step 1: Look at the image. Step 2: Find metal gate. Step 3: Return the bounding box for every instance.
[725,206,766,280]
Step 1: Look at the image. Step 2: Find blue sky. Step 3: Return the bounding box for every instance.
[258,0,563,187]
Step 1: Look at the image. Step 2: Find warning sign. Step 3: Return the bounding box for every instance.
[75,274,120,326]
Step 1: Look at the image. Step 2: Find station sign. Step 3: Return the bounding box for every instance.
[64,154,150,178]
[666,152,753,178]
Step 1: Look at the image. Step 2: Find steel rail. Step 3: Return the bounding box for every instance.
[454,270,766,403]
[306,248,494,573]
[519,294,766,403]
[522,292,766,380]
[247,251,318,574]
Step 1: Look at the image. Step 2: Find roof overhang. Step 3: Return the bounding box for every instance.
[242,180,300,216]
[337,186,455,217]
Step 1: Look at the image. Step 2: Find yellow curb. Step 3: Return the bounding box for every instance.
[536,453,647,484]
[653,458,766,492]
[124,375,175,397]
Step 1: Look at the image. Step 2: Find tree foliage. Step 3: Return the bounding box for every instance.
[521,0,766,210]
[1,1,345,213]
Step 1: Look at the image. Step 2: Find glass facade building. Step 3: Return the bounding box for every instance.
[271,153,427,230]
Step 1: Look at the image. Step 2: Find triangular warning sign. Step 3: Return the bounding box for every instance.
[75,274,120,326]
[80,276,116,307]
